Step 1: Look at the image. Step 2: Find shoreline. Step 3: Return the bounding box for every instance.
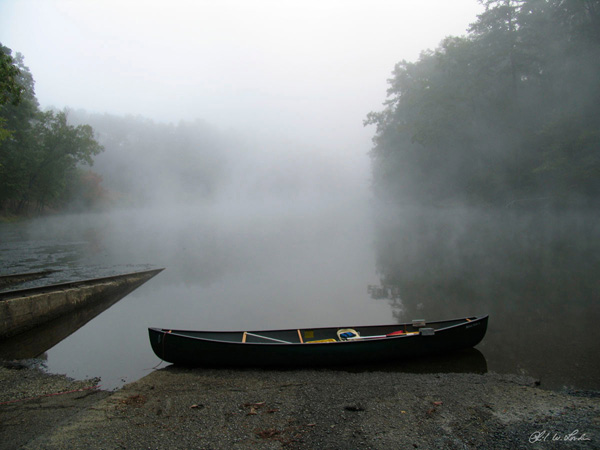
[1,362,598,449]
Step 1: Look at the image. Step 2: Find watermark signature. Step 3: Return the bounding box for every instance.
[529,429,592,443]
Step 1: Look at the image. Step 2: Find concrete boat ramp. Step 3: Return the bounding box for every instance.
[0,270,57,290]
[0,268,163,340]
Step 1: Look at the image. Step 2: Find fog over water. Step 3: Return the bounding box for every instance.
[3,173,393,388]
[0,0,484,184]
[0,107,397,388]
[2,1,598,392]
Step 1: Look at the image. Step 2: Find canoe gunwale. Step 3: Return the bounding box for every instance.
[149,315,488,347]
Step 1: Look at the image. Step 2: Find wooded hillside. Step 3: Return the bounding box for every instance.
[366,0,600,207]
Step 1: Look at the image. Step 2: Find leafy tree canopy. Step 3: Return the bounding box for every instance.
[0,44,104,214]
[0,44,24,106]
[366,0,600,207]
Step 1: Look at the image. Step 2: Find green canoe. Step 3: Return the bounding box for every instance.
[149,315,488,367]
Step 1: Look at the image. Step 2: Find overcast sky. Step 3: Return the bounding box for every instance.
[1,0,482,161]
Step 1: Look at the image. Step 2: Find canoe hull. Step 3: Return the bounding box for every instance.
[149,316,488,367]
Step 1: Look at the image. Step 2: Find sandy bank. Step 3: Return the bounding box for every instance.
[1,363,598,449]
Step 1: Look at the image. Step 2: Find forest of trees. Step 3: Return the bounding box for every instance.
[0,44,104,215]
[0,44,233,215]
[3,0,598,215]
[366,0,600,208]
[1,40,333,217]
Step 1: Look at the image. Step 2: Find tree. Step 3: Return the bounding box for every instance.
[15,110,104,212]
[0,47,40,208]
[0,44,26,144]
[0,44,24,106]
[1,45,104,214]
[0,47,38,138]
[63,169,109,211]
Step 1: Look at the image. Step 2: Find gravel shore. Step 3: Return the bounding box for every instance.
[1,362,599,450]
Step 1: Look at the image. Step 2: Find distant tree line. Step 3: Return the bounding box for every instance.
[0,45,231,215]
[66,111,229,207]
[366,0,600,207]
[0,44,103,215]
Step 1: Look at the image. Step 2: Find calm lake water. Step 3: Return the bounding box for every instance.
[1,200,599,392]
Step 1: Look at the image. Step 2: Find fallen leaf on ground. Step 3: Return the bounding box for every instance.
[256,428,280,439]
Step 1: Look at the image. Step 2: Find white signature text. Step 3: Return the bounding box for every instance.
[529,429,591,443]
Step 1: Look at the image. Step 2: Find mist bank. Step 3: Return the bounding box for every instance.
[65,110,369,212]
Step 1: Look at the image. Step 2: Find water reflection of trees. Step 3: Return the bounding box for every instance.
[373,207,600,390]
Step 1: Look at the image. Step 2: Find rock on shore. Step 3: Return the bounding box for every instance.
[1,364,599,449]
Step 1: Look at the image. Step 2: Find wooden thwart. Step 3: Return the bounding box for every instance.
[243,332,292,344]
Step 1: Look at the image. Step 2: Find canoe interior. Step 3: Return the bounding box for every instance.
[155,316,481,345]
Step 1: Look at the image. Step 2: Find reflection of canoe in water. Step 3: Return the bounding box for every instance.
[149,315,488,367]
[343,347,488,375]
[0,268,164,339]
